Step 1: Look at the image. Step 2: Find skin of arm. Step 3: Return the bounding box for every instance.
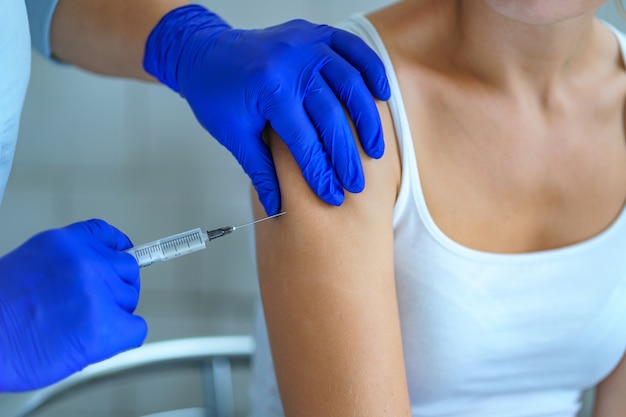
[49,0,190,80]
[251,101,409,416]
[593,351,626,416]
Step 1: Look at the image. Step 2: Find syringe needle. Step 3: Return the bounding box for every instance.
[232,211,286,231]
[205,212,286,241]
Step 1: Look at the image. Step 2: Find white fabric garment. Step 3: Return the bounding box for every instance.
[0,0,59,204]
[25,0,60,58]
[0,0,31,204]
[249,14,626,417]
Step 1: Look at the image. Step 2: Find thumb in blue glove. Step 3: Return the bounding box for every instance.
[0,219,146,392]
[144,5,391,215]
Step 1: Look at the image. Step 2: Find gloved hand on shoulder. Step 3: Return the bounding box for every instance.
[144,5,391,215]
[0,219,146,391]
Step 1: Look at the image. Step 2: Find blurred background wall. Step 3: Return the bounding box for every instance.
[0,1,624,416]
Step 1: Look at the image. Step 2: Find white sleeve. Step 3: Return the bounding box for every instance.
[25,0,59,58]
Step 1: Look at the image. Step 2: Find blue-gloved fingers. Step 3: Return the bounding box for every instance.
[329,28,391,101]
[70,219,141,291]
[97,259,140,313]
[235,133,281,216]
[107,312,148,352]
[90,311,147,363]
[321,54,385,160]
[303,73,364,193]
[119,253,141,292]
[101,250,141,293]
[123,314,149,349]
[68,218,134,251]
[105,278,140,313]
[268,99,344,207]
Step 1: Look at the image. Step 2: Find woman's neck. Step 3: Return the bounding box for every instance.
[451,0,606,105]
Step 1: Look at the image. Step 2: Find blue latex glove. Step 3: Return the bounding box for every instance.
[0,219,146,392]
[144,5,391,215]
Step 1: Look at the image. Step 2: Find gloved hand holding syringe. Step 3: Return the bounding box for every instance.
[126,212,286,268]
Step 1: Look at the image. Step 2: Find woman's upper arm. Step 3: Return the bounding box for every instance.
[592,351,626,417]
[252,103,408,417]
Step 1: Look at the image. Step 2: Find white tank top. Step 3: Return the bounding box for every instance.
[249,15,626,417]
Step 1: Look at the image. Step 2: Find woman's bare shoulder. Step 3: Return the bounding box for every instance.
[250,101,408,417]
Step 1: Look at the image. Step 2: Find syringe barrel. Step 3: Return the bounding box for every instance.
[126,228,207,268]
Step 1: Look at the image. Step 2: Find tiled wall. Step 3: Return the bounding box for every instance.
[0,1,623,416]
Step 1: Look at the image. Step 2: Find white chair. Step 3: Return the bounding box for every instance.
[2,336,254,417]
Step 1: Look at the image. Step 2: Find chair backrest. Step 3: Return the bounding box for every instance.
[4,336,255,417]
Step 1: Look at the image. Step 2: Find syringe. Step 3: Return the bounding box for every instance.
[125,212,285,268]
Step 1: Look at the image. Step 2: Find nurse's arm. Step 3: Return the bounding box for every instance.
[49,0,189,80]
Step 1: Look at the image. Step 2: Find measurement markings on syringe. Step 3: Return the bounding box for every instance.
[161,232,203,257]
[134,245,161,260]
[134,231,204,262]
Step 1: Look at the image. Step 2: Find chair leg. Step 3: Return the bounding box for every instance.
[202,358,234,417]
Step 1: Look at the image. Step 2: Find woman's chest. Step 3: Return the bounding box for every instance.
[397,67,626,254]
